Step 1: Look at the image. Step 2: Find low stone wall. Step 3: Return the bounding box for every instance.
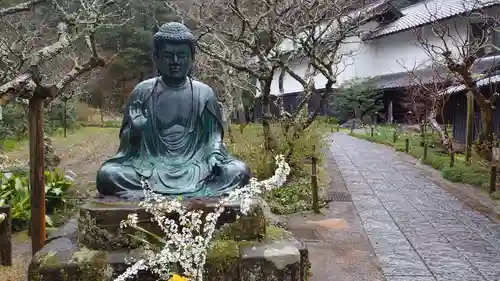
[28,197,310,281]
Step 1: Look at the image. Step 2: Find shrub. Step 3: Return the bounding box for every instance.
[228,122,329,214]
[441,166,464,182]
[316,116,339,125]
[491,190,500,200]
[0,103,28,141]
[0,169,73,231]
[45,98,79,134]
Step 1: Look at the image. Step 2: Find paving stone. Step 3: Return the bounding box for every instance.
[434,273,487,281]
[376,247,431,276]
[330,134,500,281]
[385,277,436,281]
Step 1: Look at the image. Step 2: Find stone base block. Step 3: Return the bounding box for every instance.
[78,196,266,250]
[29,223,310,281]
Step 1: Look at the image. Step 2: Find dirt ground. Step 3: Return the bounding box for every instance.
[0,127,120,281]
[5,127,120,193]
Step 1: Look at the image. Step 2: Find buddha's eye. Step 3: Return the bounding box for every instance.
[163,52,189,60]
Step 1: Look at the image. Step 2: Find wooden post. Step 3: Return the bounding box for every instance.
[393,131,397,143]
[450,151,455,168]
[388,100,393,124]
[337,124,340,132]
[423,142,428,160]
[420,121,426,147]
[405,138,409,153]
[370,126,374,138]
[100,97,105,125]
[489,165,497,194]
[63,98,67,138]
[29,97,46,255]
[311,146,320,214]
[350,122,354,134]
[0,205,12,266]
[465,92,474,165]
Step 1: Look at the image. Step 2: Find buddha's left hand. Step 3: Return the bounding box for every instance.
[208,154,223,175]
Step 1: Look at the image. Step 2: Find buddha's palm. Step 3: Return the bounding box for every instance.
[129,100,148,130]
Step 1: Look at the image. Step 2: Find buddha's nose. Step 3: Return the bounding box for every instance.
[172,54,179,63]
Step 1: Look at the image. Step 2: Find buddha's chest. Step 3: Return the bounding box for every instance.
[155,91,196,128]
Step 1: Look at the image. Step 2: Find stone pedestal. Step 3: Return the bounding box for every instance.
[28,196,310,281]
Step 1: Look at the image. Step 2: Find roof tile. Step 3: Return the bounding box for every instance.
[366,0,500,40]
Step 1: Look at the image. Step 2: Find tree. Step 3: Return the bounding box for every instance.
[400,62,454,152]
[167,0,379,157]
[413,0,500,161]
[332,78,383,123]
[0,0,131,254]
[192,52,256,142]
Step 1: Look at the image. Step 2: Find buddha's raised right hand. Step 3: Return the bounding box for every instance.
[129,100,148,130]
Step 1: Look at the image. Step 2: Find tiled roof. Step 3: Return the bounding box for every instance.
[365,0,500,40]
[370,54,500,90]
[369,66,452,89]
[438,55,500,95]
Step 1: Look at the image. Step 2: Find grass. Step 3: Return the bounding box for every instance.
[0,138,26,152]
[351,125,491,190]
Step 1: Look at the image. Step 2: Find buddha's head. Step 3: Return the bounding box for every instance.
[153,22,196,83]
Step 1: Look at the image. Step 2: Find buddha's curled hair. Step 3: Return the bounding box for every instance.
[153,22,196,59]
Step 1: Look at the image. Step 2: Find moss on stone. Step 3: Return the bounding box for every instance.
[213,207,266,241]
[70,248,106,264]
[205,239,241,281]
[84,200,139,209]
[264,226,292,242]
[37,251,60,269]
[29,247,114,281]
[77,212,143,250]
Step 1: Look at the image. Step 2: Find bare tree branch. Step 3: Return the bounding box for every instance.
[0,0,47,18]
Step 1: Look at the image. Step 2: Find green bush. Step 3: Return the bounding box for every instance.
[45,98,79,134]
[441,166,465,182]
[0,103,28,141]
[491,190,500,200]
[0,169,73,231]
[0,98,79,151]
[353,126,492,192]
[316,116,339,125]
[228,122,328,214]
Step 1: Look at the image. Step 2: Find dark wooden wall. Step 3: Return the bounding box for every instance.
[449,92,500,144]
[251,91,332,121]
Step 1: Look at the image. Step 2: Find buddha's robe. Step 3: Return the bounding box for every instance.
[96,77,251,199]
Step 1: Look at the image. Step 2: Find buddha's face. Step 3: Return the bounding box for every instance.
[156,43,193,81]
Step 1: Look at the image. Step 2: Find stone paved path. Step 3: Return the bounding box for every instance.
[330,133,500,281]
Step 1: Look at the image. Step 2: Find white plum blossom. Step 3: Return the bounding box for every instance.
[115,155,290,281]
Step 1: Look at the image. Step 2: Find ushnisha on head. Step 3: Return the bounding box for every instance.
[153,22,196,82]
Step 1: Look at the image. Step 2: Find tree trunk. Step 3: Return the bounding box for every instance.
[428,107,452,153]
[63,98,67,138]
[476,106,494,162]
[260,79,275,152]
[420,122,425,147]
[465,92,474,164]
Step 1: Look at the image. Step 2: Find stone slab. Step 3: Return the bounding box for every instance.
[78,196,266,250]
[29,225,309,281]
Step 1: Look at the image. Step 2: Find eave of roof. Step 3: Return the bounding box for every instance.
[364,0,500,41]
